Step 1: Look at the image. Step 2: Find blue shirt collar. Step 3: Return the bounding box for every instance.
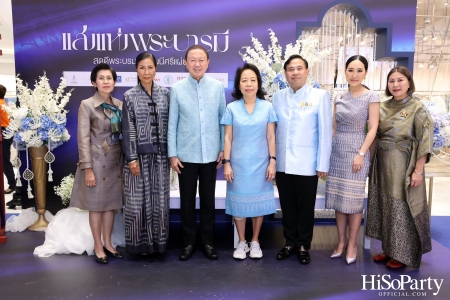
[289,84,310,96]
[188,74,207,85]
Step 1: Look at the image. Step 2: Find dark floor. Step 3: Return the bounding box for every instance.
[1,221,450,300]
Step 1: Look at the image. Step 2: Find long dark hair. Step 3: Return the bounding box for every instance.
[135,52,157,85]
[231,63,267,100]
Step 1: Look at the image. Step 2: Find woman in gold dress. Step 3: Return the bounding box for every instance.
[366,66,434,269]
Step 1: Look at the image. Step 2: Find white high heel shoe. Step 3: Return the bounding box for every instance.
[330,241,348,259]
[346,246,357,265]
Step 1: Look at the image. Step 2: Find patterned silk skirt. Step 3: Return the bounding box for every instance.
[366,186,431,268]
[124,153,170,254]
[325,132,370,214]
[366,146,432,268]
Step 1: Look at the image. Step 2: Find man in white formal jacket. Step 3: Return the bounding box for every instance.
[272,54,332,265]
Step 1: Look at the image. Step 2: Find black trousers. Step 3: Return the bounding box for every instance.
[276,172,318,249]
[2,132,15,190]
[178,161,217,246]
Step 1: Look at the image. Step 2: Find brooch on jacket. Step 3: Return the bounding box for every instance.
[399,111,408,118]
[301,102,313,110]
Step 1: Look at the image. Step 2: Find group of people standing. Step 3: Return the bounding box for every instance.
[61,44,433,270]
[324,55,433,270]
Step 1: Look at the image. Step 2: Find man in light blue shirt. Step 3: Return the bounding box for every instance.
[168,45,226,261]
[272,54,332,265]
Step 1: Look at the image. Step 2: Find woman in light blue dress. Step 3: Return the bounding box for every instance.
[221,63,277,260]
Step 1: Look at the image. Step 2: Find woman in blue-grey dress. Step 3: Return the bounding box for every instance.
[325,55,380,265]
[221,63,277,260]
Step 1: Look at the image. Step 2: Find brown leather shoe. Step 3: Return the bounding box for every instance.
[373,252,389,262]
[387,259,404,269]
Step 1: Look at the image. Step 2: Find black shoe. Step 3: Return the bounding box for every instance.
[298,246,311,265]
[203,245,218,260]
[179,245,194,261]
[276,246,296,260]
[6,199,20,208]
[94,252,108,264]
[148,251,165,261]
[103,247,124,259]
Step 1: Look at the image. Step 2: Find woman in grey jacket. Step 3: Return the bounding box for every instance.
[70,63,124,264]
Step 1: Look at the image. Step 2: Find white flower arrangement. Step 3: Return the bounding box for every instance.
[240,29,331,100]
[54,174,74,206]
[1,72,74,197]
[1,72,72,150]
[421,98,450,150]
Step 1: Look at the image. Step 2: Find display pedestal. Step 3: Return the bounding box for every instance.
[27,146,49,231]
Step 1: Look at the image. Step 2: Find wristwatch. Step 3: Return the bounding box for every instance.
[269,156,276,161]
[358,152,365,157]
[222,159,230,164]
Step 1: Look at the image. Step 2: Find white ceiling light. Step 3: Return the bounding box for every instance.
[423,28,428,40]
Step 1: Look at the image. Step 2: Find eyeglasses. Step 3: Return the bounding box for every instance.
[98,77,114,82]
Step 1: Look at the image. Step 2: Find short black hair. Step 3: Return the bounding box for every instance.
[231,63,267,100]
[283,54,308,70]
[385,66,416,97]
[90,63,117,84]
[345,55,369,71]
[185,45,209,60]
[0,84,6,99]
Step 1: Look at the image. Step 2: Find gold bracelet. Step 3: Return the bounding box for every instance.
[413,170,423,176]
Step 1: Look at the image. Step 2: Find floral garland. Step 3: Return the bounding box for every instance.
[1,73,73,197]
[239,29,330,100]
[54,174,74,206]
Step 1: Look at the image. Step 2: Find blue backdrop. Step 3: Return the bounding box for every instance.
[11,0,416,213]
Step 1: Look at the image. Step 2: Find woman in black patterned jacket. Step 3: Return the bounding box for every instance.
[122,52,170,257]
